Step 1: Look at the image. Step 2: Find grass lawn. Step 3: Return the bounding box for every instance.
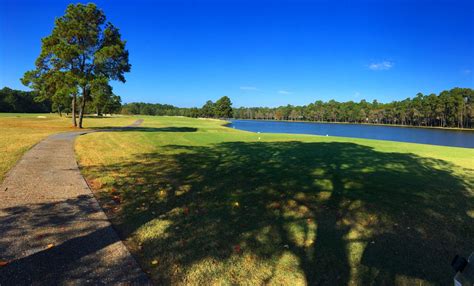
[0,113,136,181]
[75,116,473,285]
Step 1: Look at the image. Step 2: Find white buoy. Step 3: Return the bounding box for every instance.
[326,134,329,136]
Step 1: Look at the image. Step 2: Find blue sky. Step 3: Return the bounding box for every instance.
[1,0,473,107]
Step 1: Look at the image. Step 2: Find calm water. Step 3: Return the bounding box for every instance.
[228,119,474,148]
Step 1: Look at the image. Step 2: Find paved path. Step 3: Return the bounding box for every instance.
[0,120,150,285]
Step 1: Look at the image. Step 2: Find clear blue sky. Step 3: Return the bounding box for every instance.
[1,0,473,107]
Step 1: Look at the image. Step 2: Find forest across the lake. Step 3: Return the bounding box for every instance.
[123,87,474,129]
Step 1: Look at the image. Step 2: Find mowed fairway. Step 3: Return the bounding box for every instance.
[0,113,136,180]
[75,116,474,285]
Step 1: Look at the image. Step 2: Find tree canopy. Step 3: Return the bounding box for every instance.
[201,100,216,118]
[214,96,233,118]
[22,3,130,127]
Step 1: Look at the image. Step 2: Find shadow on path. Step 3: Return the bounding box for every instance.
[0,119,150,285]
[0,195,150,285]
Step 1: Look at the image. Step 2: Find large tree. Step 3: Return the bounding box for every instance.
[22,3,130,128]
[201,100,215,118]
[214,96,233,118]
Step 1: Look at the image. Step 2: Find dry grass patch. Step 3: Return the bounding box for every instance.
[0,113,136,180]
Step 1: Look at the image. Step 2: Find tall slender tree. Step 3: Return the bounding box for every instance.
[22,3,130,128]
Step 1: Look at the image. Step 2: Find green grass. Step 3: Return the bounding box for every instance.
[75,116,473,285]
[0,113,137,181]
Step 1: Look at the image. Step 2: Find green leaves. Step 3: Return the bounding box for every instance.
[199,96,234,118]
[22,3,130,126]
[23,2,130,90]
[215,96,233,118]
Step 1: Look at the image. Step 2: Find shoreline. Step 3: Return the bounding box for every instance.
[229,118,474,132]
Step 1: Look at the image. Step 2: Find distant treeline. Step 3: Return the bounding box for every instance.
[123,88,474,128]
[234,88,474,128]
[0,87,122,116]
[122,96,233,118]
[3,86,473,128]
[0,87,51,113]
[121,102,189,116]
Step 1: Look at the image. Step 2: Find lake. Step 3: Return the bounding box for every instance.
[228,119,474,148]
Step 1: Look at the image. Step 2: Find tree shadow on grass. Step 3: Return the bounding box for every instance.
[86,141,474,285]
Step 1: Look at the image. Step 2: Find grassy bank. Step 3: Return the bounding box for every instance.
[76,116,473,285]
[0,113,136,181]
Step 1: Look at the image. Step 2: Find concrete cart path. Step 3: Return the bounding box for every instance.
[0,119,150,285]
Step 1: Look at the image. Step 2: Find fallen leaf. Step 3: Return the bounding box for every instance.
[112,195,121,204]
[47,243,54,249]
[151,260,159,265]
[233,244,241,253]
[0,261,8,266]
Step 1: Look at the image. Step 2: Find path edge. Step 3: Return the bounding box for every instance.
[73,119,150,282]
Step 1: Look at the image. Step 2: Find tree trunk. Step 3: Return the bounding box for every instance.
[58,107,62,117]
[72,94,77,127]
[78,89,88,129]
